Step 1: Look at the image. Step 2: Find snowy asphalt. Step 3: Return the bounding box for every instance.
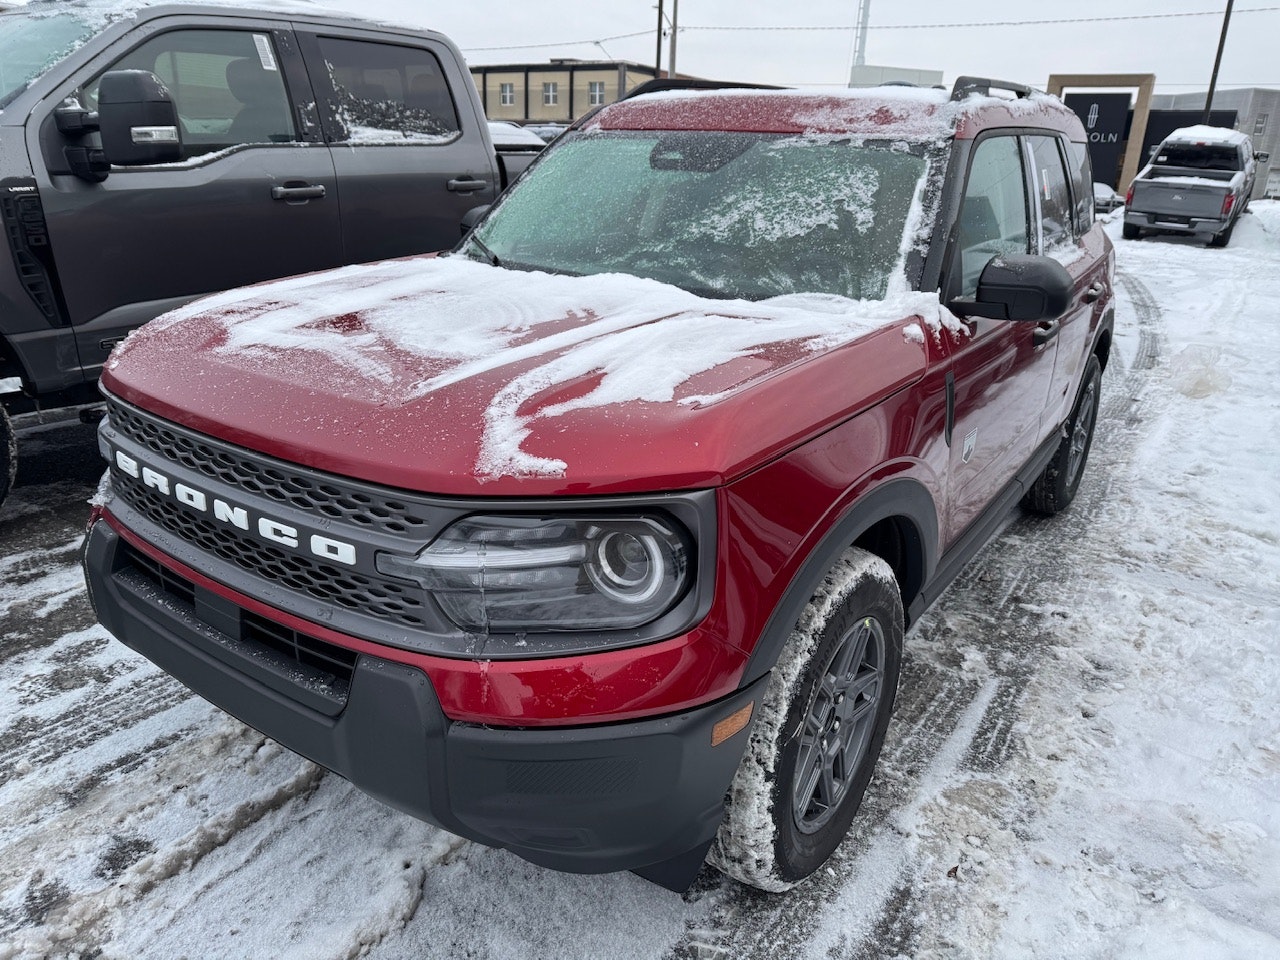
[2,208,1278,959]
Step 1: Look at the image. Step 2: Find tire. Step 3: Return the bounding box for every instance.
[1,404,16,512]
[1208,220,1235,247]
[708,548,903,891]
[1023,354,1102,515]
[1122,223,1141,240]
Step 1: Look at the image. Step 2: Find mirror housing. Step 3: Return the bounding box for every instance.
[98,70,182,166]
[1256,151,1271,163]
[948,255,1074,322]
[460,204,490,237]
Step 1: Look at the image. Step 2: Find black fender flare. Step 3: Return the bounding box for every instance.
[740,477,938,687]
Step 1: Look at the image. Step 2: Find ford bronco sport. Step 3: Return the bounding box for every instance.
[84,78,1115,892]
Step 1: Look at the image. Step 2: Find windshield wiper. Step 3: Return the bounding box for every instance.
[466,236,501,267]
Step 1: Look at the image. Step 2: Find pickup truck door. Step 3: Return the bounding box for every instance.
[32,19,342,383]
[296,28,500,263]
[943,134,1059,546]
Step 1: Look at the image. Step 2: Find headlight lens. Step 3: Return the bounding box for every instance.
[376,515,692,633]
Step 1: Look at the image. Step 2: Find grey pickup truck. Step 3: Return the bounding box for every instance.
[1,0,540,509]
[1122,124,1264,248]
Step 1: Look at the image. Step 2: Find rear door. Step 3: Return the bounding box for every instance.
[33,17,342,380]
[295,27,499,263]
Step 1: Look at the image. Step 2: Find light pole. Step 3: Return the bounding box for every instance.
[668,0,679,78]
[655,0,664,75]
[1203,0,1234,123]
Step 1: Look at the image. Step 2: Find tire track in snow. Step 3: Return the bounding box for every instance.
[670,268,1165,959]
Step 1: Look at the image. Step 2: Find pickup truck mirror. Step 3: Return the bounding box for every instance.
[460,204,490,237]
[98,70,182,168]
[1257,151,1271,163]
[948,254,1073,322]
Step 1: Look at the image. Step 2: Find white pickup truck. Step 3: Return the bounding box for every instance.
[1123,125,1263,248]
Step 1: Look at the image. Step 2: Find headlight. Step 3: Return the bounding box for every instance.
[375,515,692,633]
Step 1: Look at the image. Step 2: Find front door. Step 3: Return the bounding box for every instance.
[34,20,342,381]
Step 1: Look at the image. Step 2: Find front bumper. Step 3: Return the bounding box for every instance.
[83,517,760,889]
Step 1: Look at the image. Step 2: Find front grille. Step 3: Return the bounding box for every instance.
[113,470,428,628]
[105,397,432,537]
[120,540,357,703]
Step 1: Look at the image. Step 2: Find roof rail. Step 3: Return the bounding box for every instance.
[618,78,784,103]
[950,76,1038,101]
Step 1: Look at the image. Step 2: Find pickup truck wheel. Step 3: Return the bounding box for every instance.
[1122,223,1141,240]
[1024,354,1102,515]
[709,549,903,891]
[1208,220,1235,248]
[1,405,15,510]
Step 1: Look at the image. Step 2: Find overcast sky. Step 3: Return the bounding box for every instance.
[342,0,1277,95]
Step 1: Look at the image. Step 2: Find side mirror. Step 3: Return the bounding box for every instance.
[460,204,490,237]
[1256,151,1271,163]
[948,255,1073,322]
[98,70,181,166]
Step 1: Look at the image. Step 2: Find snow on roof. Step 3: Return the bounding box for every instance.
[1164,124,1251,147]
[12,0,401,30]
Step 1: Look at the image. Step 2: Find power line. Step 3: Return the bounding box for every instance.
[460,7,1279,53]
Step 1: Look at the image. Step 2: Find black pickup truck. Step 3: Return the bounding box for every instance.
[1,1,540,508]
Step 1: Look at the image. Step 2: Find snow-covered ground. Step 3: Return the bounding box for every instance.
[1,205,1278,959]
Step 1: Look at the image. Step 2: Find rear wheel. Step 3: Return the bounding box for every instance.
[1,405,16,511]
[1208,220,1235,247]
[709,548,903,891]
[1122,223,1141,240]
[1024,354,1102,515]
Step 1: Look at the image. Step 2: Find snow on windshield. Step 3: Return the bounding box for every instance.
[125,256,954,481]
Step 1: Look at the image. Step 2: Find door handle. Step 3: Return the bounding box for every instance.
[271,183,326,201]
[447,178,488,193]
[1033,320,1061,346]
[1083,280,1106,304]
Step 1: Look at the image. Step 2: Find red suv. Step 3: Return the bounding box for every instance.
[84,77,1114,892]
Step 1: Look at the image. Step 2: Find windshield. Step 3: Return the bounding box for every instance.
[462,130,929,302]
[0,12,98,109]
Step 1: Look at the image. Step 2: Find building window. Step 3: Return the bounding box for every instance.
[542,82,558,106]
[1255,114,1269,136]
[589,80,606,106]
[499,82,515,106]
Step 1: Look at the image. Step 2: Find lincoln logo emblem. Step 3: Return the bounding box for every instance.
[1087,104,1100,130]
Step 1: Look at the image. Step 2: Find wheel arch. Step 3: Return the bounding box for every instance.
[740,477,937,687]
[1093,308,1115,373]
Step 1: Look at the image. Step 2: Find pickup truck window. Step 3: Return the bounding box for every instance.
[1153,143,1241,171]
[955,135,1029,295]
[0,12,95,109]
[465,131,927,301]
[1028,135,1074,252]
[316,37,460,142]
[82,29,297,159]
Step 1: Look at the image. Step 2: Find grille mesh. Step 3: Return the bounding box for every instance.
[106,398,431,536]
[113,471,427,628]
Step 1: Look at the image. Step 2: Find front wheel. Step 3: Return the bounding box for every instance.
[1,405,16,512]
[709,548,903,891]
[1024,354,1102,515]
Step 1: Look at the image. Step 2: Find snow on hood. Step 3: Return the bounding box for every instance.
[108,256,946,489]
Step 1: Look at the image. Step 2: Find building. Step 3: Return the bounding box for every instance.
[1151,87,1280,197]
[848,65,943,88]
[470,59,662,125]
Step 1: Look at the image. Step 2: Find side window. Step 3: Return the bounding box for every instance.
[1028,136,1074,251]
[955,136,1029,297]
[83,29,296,159]
[1065,141,1094,237]
[315,37,460,142]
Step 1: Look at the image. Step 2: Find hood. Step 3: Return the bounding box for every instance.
[103,256,935,496]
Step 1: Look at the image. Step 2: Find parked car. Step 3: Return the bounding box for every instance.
[1093,181,1124,213]
[0,0,535,509]
[1123,124,1260,246]
[84,77,1114,893]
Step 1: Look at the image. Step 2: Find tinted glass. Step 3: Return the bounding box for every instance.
[1153,142,1241,171]
[85,29,295,159]
[1029,135,1075,251]
[466,131,929,302]
[1065,141,1094,236]
[317,37,459,142]
[956,136,1029,295]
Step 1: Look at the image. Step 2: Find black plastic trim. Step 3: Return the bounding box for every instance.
[1,178,70,327]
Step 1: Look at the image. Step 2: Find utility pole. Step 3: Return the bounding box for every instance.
[655,0,664,76]
[1203,0,1234,123]
[668,0,679,79]
[853,0,871,68]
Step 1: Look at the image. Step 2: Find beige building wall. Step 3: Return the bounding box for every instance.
[470,62,660,122]
[481,72,525,122]
[571,69,616,112]
[528,70,573,122]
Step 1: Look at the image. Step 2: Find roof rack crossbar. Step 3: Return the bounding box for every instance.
[950,76,1037,101]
